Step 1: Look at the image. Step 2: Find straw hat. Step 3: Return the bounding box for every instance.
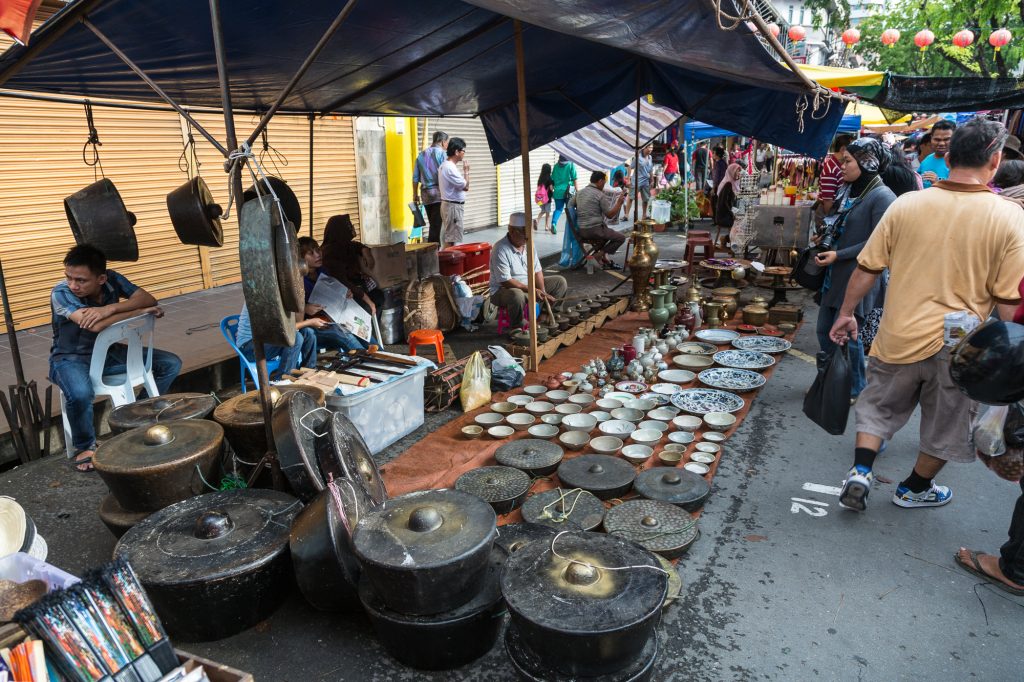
[0,497,46,560]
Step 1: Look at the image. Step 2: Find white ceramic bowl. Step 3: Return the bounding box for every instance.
[508,395,534,407]
[555,403,583,415]
[491,401,517,414]
[599,419,637,437]
[658,450,683,465]
[562,413,598,433]
[703,431,727,443]
[506,413,536,431]
[690,451,716,464]
[528,424,559,439]
[541,413,564,426]
[658,369,696,384]
[668,431,695,445]
[461,425,483,439]
[648,408,677,422]
[672,415,703,432]
[561,380,580,394]
[590,436,624,455]
[559,431,590,451]
[622,444,654,464]
[662,443,688,453]
[624,398,657,412]
[475,412,504,427]
[630,428,662,445]
[568,393,596,406]
[525,401,555,414]
[638,420,669,433]
[683,461,710,475]
[605,392,635,403]
[596,398,624,410]
[487,425,514,439]
[611,407,644,423]
[524,385,548,396]
[696,442,721,455]
[589,410,612,423]
[545,390,571,404]
[704,412,737,432]
[673,354,715,370]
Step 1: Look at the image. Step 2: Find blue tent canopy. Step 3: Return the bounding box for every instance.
[684,114,861,143]
[0,0,845,161]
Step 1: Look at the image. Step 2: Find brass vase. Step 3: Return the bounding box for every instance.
[628,231,654,312]
[712,295,737,321]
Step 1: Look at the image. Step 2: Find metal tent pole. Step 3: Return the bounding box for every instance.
[514,20,538,372]
[607,76,643,296]
[309,113,315,238]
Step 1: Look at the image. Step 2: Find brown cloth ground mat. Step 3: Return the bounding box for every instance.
[380,311,797,525]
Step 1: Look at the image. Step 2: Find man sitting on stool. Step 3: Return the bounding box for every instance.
[570,170,627,269]
[49,244,182,472]
[489,211,568,330]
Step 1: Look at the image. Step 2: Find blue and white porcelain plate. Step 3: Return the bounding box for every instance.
[712,349,777,371]
[731,336,793,354]
[670,388,746,415]
[638,391,671,406]
[697,368,767,393]
[695,329,741,344]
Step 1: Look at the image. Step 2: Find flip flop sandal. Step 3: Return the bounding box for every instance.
[954,550,1024,596]
[70,456,94,473]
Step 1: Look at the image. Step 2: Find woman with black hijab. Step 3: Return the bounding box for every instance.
[813,137,897,397]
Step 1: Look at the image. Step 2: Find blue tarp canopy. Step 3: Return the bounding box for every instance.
[684,114,861,142]
[0,0,845,161]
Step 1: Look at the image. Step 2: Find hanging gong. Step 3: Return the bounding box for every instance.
[214,385,324,465]
[275,219,305,313]
[114,489,299,642]
[556,454,636,501]
[64,178,139,262]
[352,488,497,616]
[455,466,531,515]
[494,438,563,476]
[166,177,224,247]
[93,420,224,513]
[319,411,387,505]
[520,488,605,531]
[108,392,217,435]
[239,197,294,348]
[243,176,301,231]
[270,390,328,501]
[504,621,659,682]
[634,467,711,512]
[494,522,558,557]
[602,499,699,559]
[289,482,364,612]
[500,530,667,678]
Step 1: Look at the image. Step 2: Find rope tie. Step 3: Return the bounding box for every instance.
[549,531,670,577]
[299,407,332,438]
[153,399,184,422]
[326,474,356,536]
[222,141,288,232]
[539,488,587,524]
[81,101,104,180]
[178,119,202,178]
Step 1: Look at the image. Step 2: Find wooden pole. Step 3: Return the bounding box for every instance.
[514,21,538,372]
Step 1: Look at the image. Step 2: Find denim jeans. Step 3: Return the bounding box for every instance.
[1000,478,1024,584]
[816,305,866,397]
[240,327,317,377]
[50,345,182,454]
[552,198,567,232]
[314,326,366,353]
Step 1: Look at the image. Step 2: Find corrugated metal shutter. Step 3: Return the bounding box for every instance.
[0,98,207,331]
[188,112,360,286]
[421,118,497,231]
[497,145,561,227]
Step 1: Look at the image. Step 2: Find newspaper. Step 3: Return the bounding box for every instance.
[307,274,373,342]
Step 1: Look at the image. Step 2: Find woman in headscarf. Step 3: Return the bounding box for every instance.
[713,162,743,247]
[813,137,897,398]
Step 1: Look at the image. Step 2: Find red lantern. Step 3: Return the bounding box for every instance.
[990,28,1012,52]
[915,29,935,51]
[881,28,901,47]
[766,22,780,39]
[788,25,807,42]
[952,29,975,48]
[841,28,861,47]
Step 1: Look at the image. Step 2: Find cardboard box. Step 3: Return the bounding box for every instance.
[175,650,254,682]
[406,242,439,278]
[360,243,412,288]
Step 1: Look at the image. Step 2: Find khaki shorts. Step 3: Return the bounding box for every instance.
[441,201,464,243]
[854,348,974,462]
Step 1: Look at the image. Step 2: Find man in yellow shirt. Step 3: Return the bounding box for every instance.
[830,118,1024,512]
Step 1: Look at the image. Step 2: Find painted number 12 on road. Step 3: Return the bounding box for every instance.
[791,483,842,517]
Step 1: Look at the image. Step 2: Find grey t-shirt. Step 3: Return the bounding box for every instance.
[637,155,653,188]
[573,184,617,231]
[488,235,540,296]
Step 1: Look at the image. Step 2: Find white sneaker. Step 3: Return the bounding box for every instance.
[839,466,874,512]
[892,483,952,508]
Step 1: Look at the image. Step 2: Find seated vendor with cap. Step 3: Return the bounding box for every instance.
[49,244,182,472]
[489,211,568,330]
[570,170,627,269]
[298,236,372,352]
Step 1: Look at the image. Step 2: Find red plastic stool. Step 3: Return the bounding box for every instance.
[496,307,512,335]
[408,329,445,364]
[685,237,715,275]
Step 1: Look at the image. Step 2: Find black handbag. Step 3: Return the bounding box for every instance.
[791,246,827,291]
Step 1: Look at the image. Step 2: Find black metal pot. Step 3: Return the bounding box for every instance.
[167,177,224,247]
[290,486,364,612]
[505,622,659,682]
[114,489,300,642]
[359,547,506,670]
[244,175,301,231]
[353,489,497,616]
[500,531,666,677]
[64,178,138,261]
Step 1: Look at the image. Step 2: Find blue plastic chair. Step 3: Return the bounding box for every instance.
[220,315,282,392]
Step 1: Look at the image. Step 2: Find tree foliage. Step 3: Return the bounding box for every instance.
[799,0,1023,77]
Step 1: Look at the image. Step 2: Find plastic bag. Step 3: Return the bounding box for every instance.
[460,351,492,412]
[972,404,1008,456]
[488,346,525,377]
[803,344,852,435]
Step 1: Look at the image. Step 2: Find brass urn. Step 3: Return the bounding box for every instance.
[628,231,655,312]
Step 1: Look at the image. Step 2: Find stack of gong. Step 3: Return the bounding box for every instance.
[352,488,506,671]
[94,393,220,537]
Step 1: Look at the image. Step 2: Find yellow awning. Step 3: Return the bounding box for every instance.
[845,101,911,126]
[795,64,886,89]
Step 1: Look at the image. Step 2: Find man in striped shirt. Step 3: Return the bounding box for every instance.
[818,134,852,217]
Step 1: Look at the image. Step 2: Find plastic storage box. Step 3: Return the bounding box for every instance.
[326,361,431,454]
